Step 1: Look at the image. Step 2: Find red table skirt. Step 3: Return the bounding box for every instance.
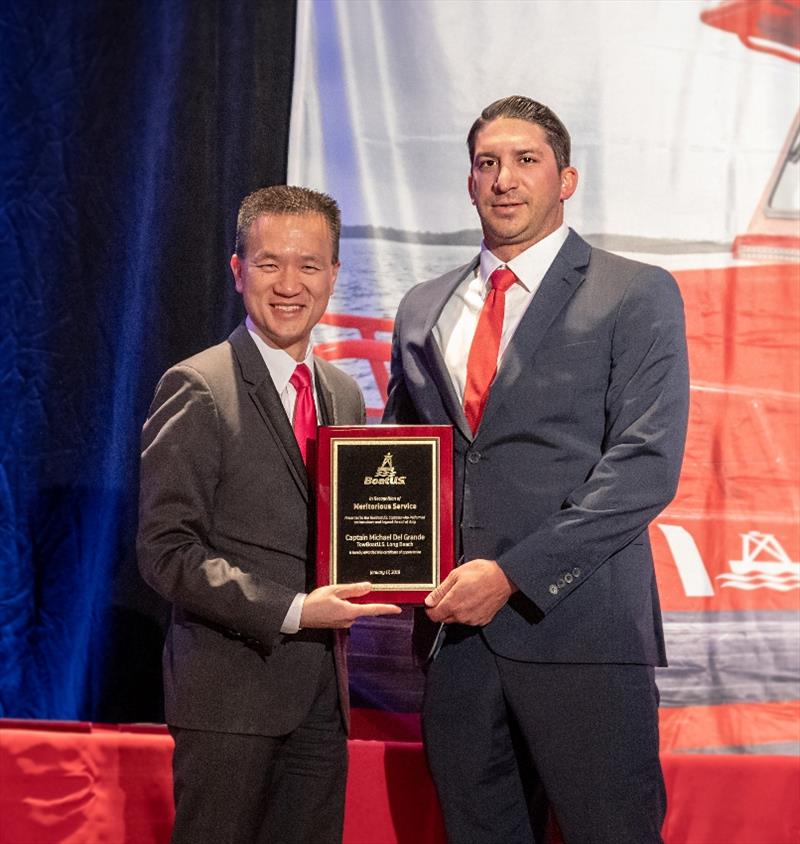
[1,719,798,844]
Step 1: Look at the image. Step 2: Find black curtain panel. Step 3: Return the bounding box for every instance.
[0,0,297,722]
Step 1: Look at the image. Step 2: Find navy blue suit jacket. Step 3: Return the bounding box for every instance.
[383,230,689,666]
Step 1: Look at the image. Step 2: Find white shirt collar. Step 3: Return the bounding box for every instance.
[245,316,315,393]
[478,222,570,293]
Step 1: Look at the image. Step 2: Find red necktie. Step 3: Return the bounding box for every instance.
[289,363,317,465]
[463,267,518,434]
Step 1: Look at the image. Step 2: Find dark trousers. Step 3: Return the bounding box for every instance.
[169,651,347,844]
[423,628,666,844]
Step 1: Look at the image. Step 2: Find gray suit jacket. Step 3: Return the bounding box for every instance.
[384,230,689,665]
[138,323,365,735]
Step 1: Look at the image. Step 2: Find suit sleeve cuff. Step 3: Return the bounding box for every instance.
[280,593,307,634]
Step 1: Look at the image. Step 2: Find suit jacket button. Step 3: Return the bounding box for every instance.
[557,577,565,588]
[564,573,573,584]
[572,567,581,577]
[467,451,481,464]
[549,584,558,595]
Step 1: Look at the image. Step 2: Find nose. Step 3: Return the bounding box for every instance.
[493,161,517,193]
[274,269,303,296]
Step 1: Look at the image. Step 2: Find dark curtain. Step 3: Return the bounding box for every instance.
[0,0,297,721]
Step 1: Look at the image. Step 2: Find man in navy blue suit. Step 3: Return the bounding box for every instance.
[384,96,689,843]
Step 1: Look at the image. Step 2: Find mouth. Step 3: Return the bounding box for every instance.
[271,303,305,314]
[492,202,524,215]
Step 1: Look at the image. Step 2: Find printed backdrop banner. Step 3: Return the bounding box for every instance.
[289,0,800,753]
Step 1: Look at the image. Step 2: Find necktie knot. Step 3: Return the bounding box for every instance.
[289,363,312,392]
[489,267,517,293]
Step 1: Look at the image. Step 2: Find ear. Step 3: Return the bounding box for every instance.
[329,261,340,294]
[230,254,243,293]
[467,173,476,205]
[560,167,579,201]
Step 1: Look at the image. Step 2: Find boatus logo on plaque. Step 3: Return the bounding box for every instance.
[364,453,406,485]
[316,425,454,603]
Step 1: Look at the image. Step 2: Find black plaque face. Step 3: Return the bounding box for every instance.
[332,439,437,589]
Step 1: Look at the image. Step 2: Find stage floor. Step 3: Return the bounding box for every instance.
[1,719,799,844]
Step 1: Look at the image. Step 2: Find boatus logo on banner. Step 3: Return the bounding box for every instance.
[365,453,406,485]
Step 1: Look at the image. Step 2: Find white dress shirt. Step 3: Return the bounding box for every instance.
[434,223,569,403]
[246,316,315,634]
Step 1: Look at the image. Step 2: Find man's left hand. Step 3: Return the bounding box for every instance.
[424,559,517,626]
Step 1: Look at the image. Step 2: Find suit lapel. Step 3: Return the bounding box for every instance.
[229,324,309,501]
[478,231,591,433]
[313,359,335,425]
[420,258,479,442]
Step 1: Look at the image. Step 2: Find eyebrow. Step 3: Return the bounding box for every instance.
[475,146,545,159]
[250,250,326,262]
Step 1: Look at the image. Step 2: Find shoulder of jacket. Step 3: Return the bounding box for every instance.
[315,356,360,391]
[586,244,670,281]
[168,338,235,375]
[399,257,478,309]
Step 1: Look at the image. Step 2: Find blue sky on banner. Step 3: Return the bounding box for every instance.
[289,0,797,243]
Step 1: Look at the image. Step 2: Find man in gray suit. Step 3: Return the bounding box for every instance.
[384,97,689,843]
[138,186,400,844]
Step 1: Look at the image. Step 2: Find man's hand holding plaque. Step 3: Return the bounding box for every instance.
[300,582,402,628]
[423,559,518,626]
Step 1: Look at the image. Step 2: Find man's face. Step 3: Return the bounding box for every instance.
[468,118,578,261]
[230,213,338,361]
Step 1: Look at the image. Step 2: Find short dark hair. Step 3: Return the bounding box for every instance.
[234,185,341,262]
[467,95,571,171]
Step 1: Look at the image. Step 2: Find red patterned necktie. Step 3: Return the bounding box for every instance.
[289,363,317,465]
[463,267,518,434]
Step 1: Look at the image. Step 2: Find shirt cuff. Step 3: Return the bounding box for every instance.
[280,593,307,634]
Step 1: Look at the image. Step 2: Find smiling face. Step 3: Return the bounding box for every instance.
[230,213,338,360]
[468,118,578,262]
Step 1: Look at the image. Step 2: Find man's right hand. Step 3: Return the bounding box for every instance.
[300,582,401,629]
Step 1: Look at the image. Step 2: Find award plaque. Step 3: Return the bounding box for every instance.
[316,425,454,604]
